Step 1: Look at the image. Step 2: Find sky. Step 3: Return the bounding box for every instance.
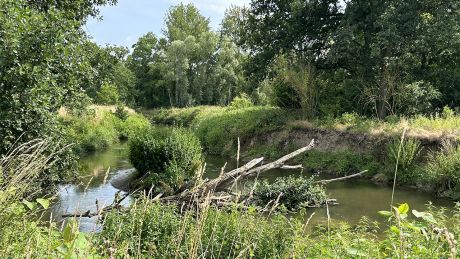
[85,0,250,48]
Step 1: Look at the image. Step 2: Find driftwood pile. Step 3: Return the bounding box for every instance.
[63,139,367,218]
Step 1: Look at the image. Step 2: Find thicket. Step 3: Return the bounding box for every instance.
[1,138,459,258]
[60,108,151,154]
[129,128,203,194]
[254,176,327,211]
[424,142,460,200]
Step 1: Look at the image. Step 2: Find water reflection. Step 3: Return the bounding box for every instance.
[204,155,454,226]
[50,143,133,232]
[50,144,454,232]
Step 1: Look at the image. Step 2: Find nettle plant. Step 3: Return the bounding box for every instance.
[378,203,456,258]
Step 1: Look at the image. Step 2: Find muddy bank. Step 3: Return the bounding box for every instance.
[244,126,458,163]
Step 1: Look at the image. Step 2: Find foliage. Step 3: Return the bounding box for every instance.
[194,106,291,154]
[98,199,460,258]
[61,108,150,154]
[127,3,246,108]
[229,93,253,109]
[96,81,120,105]
[113,105,129,121]
[129,128,202,194]
[254,176,327,211]
[0,0,92,155]
[100,198,295,258]
[386,137,423,184]
[268,55,318,118]
[424,142,460,199]
[243,0,460,118]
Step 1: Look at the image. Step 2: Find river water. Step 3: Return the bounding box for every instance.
[50,143,454,232]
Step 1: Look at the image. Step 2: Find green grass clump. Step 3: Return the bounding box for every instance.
[99,198,296,258]
[254,176,327,210]
[129,128,203,194]
[386,137,423,185]
[61,110,151,154]
[424,143,460,199]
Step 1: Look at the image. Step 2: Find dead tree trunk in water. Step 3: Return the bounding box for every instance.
[62,139,367,218]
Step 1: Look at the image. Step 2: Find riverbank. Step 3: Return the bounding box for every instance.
[144,106,460,199]
[59,105,151,155]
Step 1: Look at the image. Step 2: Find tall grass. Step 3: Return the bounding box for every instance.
[0,139,459,258]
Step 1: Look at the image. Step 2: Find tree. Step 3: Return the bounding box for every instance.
[328,0,460,117]
[164,3,211,42]
[0,0,95,153]
[128,33,170,108]
[243,0,342,82]
[27,0,117,22]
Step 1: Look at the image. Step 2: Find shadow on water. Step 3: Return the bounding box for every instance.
[49,143,454,232]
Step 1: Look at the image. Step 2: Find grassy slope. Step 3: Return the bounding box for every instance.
[60,105,151,154]
[144,106,460,199]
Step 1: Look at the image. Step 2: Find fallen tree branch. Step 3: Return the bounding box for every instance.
[314,170,368,185]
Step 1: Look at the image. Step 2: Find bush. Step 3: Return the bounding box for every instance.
[118,114,151,139]
[424,142,460,199]
[61,109,151,154]
[228,93,253,109]
[254,176,327,211]
[113,105,129,121]
[194,106,292,154]
[96,82,120,105]
[129,128,203,193]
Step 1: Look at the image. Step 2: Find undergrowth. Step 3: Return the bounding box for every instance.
[60,107,151,154]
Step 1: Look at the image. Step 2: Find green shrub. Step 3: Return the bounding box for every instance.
[61,110,151,154]
[61,114,119,153]
[118,114,151,139]
[96,82,120,105]
[113,105,129,121]
[228,93,253,109]
[424,143,460,199]
[129,128,203,193]
[254,176,327,211]
[386,137,423,184]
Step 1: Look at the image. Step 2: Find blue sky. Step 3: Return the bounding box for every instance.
[85,0,250,48]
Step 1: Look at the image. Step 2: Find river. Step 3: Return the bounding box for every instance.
[50,143,454,232]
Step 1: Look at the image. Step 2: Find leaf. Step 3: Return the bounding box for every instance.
[390,226,400,235]
[62,220,78,243]
[398,203,409,215]
[36,198,50,209]
[22,200,37,211]
[347,248,367,256]
[412,209,423,218]
[412,210,437,224]
[378,211,393,217]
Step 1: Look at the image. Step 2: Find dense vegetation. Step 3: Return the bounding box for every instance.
[1,0,460,258]
[129,128,202,194]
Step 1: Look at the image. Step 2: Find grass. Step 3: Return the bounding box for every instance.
[60,106,151,154]
[1,138,460,258]
[146,106,460,149]
[144,105,460,198]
